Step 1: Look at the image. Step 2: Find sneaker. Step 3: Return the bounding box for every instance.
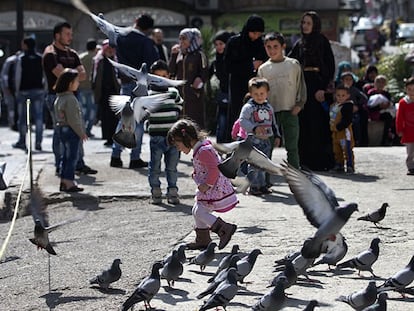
[12,142,27,151]
[110,157,123,168]
[248,187,263,196]
[167,188,180,205]
[407,169,414,176]
[150,188,162,205]
[76,165,98,175]
[35,143,42,151]
[129,158,148,169]
[259,186,272,194]
[346,166,355,174]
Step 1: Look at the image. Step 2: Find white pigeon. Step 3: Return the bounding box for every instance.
[71,0,131,47]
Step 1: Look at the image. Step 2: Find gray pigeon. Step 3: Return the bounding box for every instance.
[336,281,377,310]
[208,244,240,282]
[109,93,171,148]
[281,161,358,259]
[213,135,282,179]
[164,244,187,265]
[236,248,263,283]
[161,250,183,287]
[197,255,240,299]
[274,250,301,266]
[107,58,186,93]
[303,299,319,310]
[313,233,348,269]
[269,260,297,288]
[361,293,387,311]
[71,0,131,47]
[357,203,388,227]
[252,276,286,310]
[199,267,239,311]
[89,259,122,289]
[0,162,7,190]
[189,241,217,271]
[377,255,414,295]
[337,238,381,277]
[121,261,163,311]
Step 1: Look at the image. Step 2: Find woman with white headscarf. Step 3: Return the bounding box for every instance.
[169,28,209,128]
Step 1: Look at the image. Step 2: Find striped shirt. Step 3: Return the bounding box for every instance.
[147,87,183,137]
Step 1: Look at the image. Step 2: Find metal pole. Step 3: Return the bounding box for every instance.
[26,99,33,192]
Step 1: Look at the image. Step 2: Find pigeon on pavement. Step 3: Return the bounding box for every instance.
[189,241,217,272]
[337,237,381,277]
[199,267,239,311]
[313,233,348,269]
[303,299,319,310]
[361,293,387,311]
[0,162,7,190]
[208,244,240,282]
[357,203,388,227]
[213,135,282,179]
[252,276,287,310]
[71,0,131,47]
[336,281,378,310]
[197,255,240,299]
[89,259,122,289]
[236,248,263,283]
[161,250,183,287]
[269,260,297,288]
[163,244,187,265]
[377,255,414,295]
[274,250,301,266]
[281,161,358,259]
[121,261,163,311]
[109,93,170,148]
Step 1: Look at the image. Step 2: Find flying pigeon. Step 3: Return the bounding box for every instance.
[213,135,282,179]
[313,233,348,269]
[121,261,163,311]
[236,248,263,283]
[0,162,7,190]
[336,237,381,277]
[252,276,287,311]
[303,299,319,311]
[109,93,170,148]
[89,259,122,289]
[197,255,240,299]
[281,161,358,259]
[189,241,217,272]
[336,281,377,310]
[361,293,387,311]
[160,250,183,287]
[28,189,86,255]
[357,203,388,227]
[377,255,414,295]
[208,244,240,282]
[269,260,297,288]
[71,0,131,47]
[107,58,186,93]
[198,267,239,311]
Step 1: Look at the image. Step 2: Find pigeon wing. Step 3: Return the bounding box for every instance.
[109,95,130,114]
[282,161,338,228]
[147,73,186,87]
[131,93,170,123]
[107,58,141,81]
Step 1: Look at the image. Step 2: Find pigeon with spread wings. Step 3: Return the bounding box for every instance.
[282,161,358,259]
[109,93,171,148]
[71,0,131,47]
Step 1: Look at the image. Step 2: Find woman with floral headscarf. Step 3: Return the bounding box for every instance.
[169,28,209,128]
[288,11,336,171]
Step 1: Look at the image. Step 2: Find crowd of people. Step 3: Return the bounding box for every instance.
[0,10,413,199]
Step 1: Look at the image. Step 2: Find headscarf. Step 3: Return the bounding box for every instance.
[179,28,202,53]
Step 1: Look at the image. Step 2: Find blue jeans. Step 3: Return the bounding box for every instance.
[148,136,179,191]
[78,89,96,135]
[46,93,61,168]
[112,82,144,160]
[248,138,271,189]
[58,126,80,180]
[16,89,45,146]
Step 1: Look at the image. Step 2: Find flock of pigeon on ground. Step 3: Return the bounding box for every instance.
[25,1,414,310]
